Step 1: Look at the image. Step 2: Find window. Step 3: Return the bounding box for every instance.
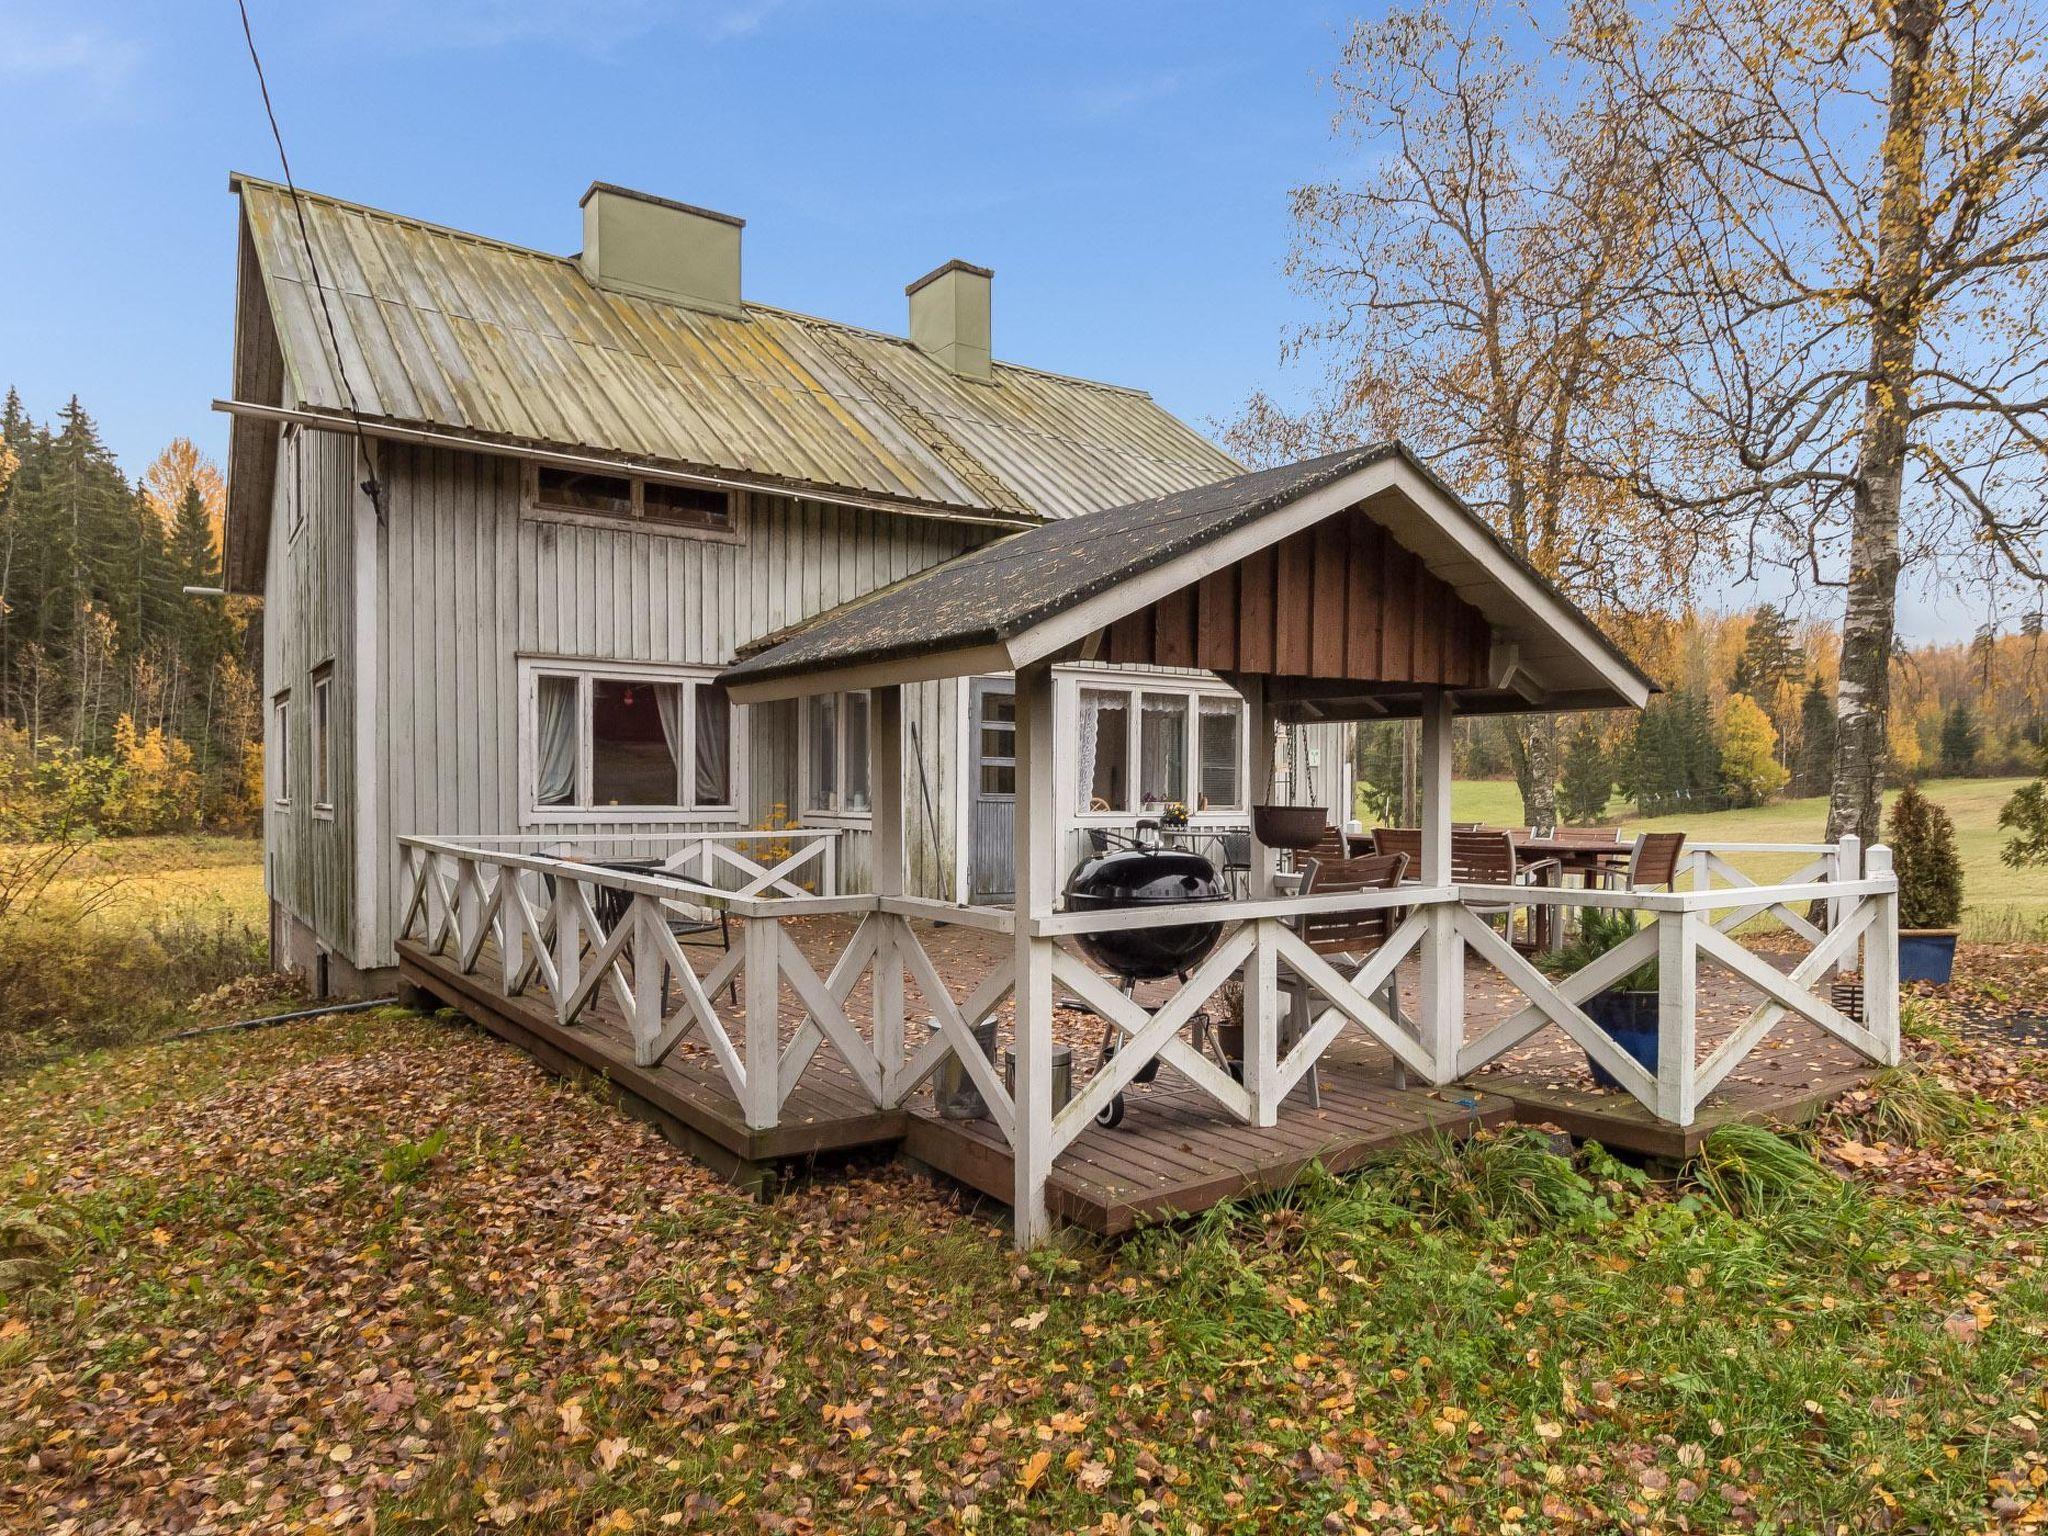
[1075,679,1243,814]
[525,663,738,815]
[286,426,305,538]
[311,666,334,813]
[271,690,291,805]
[804,690,872,816]
[530,464,734,534]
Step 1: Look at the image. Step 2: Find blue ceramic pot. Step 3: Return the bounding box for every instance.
[1583,988,1659,1089]
[1898,929,1958,985]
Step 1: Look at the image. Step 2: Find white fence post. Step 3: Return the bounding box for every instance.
[1830,833,1860,939]
[870,687,907,1099]
[630,896,665,1066]
[1864,844,1901,1064]
[1656,910,1699,1125]
[742,914,781,1130]
[552,874,581,1025]
[1243,921,1281,1127]
[1417,691,1461,1083]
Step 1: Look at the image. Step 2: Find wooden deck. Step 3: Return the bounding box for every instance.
[399,912,1877,1231]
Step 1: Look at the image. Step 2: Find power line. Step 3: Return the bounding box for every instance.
[234,0,386,524]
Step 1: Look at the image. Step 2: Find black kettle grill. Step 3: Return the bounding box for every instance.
[1062,843,1230,1129]
[1063,844,1228,979]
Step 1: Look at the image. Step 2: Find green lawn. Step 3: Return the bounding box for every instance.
[1427,777,2041,940]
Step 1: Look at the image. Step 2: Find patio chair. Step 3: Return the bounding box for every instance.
[1371,826,1423,871]
[1451,828,1560,952]
[1217,831,1252,898]
[1625,831,1687,891]
[1280,851,1410,1107]
[585,858,737,1006]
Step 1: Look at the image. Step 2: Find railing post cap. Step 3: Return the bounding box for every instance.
[1866,843,1893,871]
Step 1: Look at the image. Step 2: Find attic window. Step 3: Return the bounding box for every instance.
[529,463,733,534]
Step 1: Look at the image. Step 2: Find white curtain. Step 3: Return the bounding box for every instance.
[655,683,686,804]
[694,683,730,806]
[1076,691,1102,806]
[536,676,578,805]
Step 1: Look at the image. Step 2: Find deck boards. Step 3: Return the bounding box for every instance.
[398,912,1878,1235]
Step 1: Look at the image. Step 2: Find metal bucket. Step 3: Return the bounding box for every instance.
[1003,1044,1074,1113]
[933,1015,1000,1119]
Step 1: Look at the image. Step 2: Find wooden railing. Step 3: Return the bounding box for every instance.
[395,836,1012,1131]
[431,828,841,898]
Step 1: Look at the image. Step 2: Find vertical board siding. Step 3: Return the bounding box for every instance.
[350,447,982,968]
[262,427,358,961]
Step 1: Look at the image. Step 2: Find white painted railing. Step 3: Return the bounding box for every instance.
[433,828,842,898]
[394,836,1013,1131]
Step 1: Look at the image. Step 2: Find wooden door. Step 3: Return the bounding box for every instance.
[969,679,1016,903]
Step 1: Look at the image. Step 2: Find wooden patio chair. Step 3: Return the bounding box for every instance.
[1451,828,1560,952]
[1625,831,1687,891]
[1281,851,1409,1107]
[1371,826,1423,872]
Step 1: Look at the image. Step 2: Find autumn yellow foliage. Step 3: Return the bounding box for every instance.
[1718,693,1788,808]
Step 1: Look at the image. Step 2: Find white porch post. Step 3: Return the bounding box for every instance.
[742,910,781,1130]
[1241,676,1279,899]
[1417,690,1461,1083]
[1011,661,1058,1248]
[871,685,908,1104]
[1656,909,1699,1124]
[1864,844,1901,1064]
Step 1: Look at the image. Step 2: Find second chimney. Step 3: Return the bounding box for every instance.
[580,182,743,316]
[907,260,994,381]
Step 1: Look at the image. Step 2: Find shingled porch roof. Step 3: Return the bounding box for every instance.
[721,445,1657,719]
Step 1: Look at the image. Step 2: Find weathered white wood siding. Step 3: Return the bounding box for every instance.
[356,440,984,968]
[261,426,359,962]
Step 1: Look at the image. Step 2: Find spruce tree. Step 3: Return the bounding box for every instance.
[1796,674,1836,796]
[1558,717,1613,823]
[1938,700,1982,776]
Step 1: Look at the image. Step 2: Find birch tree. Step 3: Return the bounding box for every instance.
[1228,1,1717,824]
[1572,0,2048,848]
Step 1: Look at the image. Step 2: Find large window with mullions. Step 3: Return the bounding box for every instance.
[1074,676,1245,816]
[522,660,739,820]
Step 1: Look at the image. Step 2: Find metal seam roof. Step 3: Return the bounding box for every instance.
[230,175,1242,523]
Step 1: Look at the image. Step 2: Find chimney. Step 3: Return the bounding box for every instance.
[906,260,994,381]
[579,182,743,316]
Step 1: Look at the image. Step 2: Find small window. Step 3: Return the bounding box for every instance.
[529,464,733,533]
[1139,693,1189,810]
[804,689,872,816]
[526,664,738,814]
[642,481,732,530]
[311,666,334,812]
[272,690,291,805]
[286,426,305,538]
[535,467,632,517]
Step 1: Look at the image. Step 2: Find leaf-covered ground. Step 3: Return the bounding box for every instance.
[4,969,2048,1534]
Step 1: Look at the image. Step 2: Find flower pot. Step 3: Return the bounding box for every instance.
[1898,928,1959,985]
[1582,987,1659,1089]
[1252,804,1327,851]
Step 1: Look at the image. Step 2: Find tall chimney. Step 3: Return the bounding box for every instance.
[906,260,994,381]
[580,182,743,315]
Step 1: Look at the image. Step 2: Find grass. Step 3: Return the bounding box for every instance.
[1436,775,2042,939]
[45,832,267,928]
[4,1012,2047,1533]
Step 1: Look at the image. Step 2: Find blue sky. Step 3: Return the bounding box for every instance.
[0,0,1976,638]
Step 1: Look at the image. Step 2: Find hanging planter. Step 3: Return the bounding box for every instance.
[1252,804,1328,850]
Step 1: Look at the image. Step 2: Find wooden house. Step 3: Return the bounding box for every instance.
[218,175,1352,994]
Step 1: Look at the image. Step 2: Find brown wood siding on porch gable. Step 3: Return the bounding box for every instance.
[1101,507,1491,686]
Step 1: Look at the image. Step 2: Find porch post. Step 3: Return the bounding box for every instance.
[1011,661,1058,1248]
[1864,844,1901,1064]
[1417,690,1461,1084]
[870,685,908,1104]
[1241,676,1279,899]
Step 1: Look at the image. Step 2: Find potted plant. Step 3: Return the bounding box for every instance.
[1887,780,1964,984]
[1545,907,1660,1088]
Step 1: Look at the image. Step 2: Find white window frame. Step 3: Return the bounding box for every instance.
[1063,668,1249,822]
[311,664,334,818]
[285,424,306,541]
[801,689,874,823]
[521,462,744,544]
[517,657,745,826]
[271,689,291,807]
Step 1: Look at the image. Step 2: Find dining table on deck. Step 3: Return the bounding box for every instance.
[1345,828,1633,951]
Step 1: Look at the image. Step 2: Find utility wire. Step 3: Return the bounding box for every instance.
[234,0,386,523]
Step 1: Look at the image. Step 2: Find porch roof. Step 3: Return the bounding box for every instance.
[721,445,1658,718]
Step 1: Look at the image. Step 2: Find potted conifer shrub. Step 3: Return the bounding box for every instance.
[1545,907,1660,1087]
[1888,781,1964,984]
